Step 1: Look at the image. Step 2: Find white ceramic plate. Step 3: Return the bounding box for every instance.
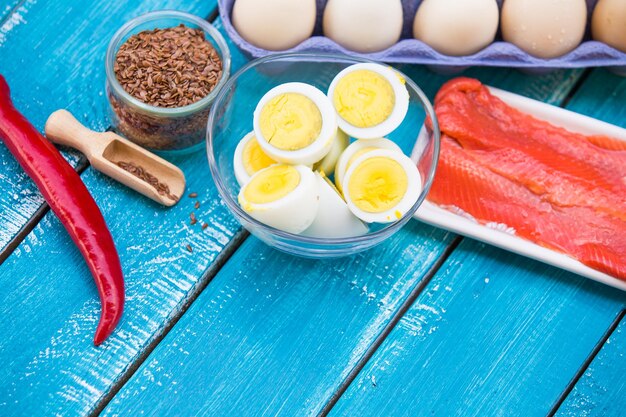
[412,87,626,291]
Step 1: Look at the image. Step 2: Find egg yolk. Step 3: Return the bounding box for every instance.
[242,136,276,176]
[336,147,378,193]
[348,157,408,213]
[333,70,395,128]
[259,93,322,151]
[243,165,300,204]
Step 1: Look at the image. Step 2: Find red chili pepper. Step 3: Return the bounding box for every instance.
[0,74,124,345]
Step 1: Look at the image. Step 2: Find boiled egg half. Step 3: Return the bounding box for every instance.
[334,137,402,193]
[238,164,319,234]
[343,149,421,223]
[233,131,277,186]
[253,83,338,166]
[328,63,409,139]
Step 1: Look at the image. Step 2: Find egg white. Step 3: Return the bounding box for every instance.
[334,137,402,193]
[238,165,319,234]
[253,82,338,166]
[328,63,409,139]
[233,131,277,187]
[343,149,422,224]
[301,172,369,238]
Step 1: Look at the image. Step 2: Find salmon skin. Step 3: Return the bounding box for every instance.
[428,78,626,280]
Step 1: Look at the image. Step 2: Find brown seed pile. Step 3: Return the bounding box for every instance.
[117,161,178,202]
[114,24,222,108]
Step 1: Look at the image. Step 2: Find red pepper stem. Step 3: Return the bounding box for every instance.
[0,74,124,345]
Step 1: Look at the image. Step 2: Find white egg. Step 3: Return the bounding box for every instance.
[334,138,402,193]
[343,149,422,224]
[413,0,499,56]
[323,0,403,53]
[232,0,316,51]
[313,129,349,176]
[592,0,626,53]
[301,172,369,238]
[238,164,319,234]
[328,63,409,140]
[502,0,587,59]
[253,82,338,166]
[233,131,277,186]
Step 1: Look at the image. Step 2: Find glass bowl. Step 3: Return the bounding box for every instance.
[206,53,440,258]
[105,10,231,153]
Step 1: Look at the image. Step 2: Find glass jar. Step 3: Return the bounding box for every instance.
[105,10,231,153]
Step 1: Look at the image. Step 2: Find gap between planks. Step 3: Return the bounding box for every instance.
[0,0,29,26]
[547,309,626,417]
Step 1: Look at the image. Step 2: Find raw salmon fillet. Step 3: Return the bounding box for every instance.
[428,78,626,280]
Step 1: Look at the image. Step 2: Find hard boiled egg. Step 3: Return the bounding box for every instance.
[328,63,409,140]
[302,172,368,238]
[413,0,499,56]
[313,129,349,176]
[238,164,319,234]
[233,131,277,186]
[253,83,338,166]
[502,0,587,59]
[323,0,403,53]
[232,0,316,51]
[334,138,402,193]
[343,149,422,223]
[592,0,626,53]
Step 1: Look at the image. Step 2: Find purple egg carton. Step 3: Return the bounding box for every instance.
[219,0,626,72]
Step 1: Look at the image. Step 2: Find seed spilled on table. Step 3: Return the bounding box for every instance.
[117,160,178,202]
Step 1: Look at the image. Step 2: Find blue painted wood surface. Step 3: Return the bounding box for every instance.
[556,317,626,417]
[0,1,235,416]
[100,67,589,416]
[329,241,626,417]
[330,68,626,417]
[102,221,455,417]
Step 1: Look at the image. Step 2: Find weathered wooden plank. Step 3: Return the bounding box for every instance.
[329,69,626,417]
[555,316,626,417]
[101,67,584,416]
[0,0,215,253]
[0,1,232,416]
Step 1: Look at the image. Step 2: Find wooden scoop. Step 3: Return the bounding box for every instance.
[45,110,185,206]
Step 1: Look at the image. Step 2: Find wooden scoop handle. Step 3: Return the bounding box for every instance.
[45,110,110,157]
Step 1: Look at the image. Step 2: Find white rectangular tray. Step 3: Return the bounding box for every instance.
[412,87,626,291]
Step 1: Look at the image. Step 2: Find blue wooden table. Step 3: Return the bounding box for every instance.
[1,1,625,416]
